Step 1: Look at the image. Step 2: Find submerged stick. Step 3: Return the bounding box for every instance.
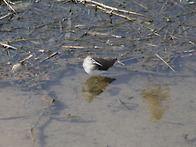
[155,53,175,72]
[40,52,58,63]
[11,55,33,72]
[20,54,33,64]
[4,36,47,43]
[3,0,16,13]
[0,12,12,20]
[62,45,88,49]
[0,42,18,50]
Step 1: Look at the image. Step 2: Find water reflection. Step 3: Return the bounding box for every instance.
[82,76,116,102]
[141,82,170,122]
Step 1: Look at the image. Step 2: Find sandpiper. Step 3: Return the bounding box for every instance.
[83,56,117,75]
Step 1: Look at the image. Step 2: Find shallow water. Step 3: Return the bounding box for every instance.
[0,0,196,146]
[0,55,196,147]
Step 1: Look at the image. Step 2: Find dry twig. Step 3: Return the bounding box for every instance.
[77,0,152,23]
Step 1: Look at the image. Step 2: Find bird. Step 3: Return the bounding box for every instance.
[83,56,117,75]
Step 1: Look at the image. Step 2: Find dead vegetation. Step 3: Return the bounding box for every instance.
[0,0,195,90]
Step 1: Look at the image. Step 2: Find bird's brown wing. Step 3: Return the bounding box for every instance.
[92,57,117,71]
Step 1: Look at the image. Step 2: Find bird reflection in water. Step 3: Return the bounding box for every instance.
[141,82,170,122]
[82,76,116,102]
